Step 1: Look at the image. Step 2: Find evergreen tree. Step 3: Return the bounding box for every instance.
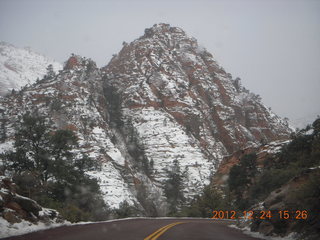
[228,153,257,210]
[114,200,138,218]
[103,84,123,127]
[10,113,51,181]
[2,112,109,222]
[228,153,257,192]
[45,64,55,79]
[180,186,229,218]
[164,159,185,214]
[0,110,6,142]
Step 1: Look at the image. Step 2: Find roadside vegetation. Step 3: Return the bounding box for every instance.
[178,117,320,238]
[1,110,319,237]
[1,112,110,222]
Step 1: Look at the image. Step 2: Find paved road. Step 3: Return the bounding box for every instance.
[2,218,262,240]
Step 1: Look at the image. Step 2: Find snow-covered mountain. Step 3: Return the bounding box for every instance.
[290,112,320,130]
[0,24,292,214]
[0,41,62,96]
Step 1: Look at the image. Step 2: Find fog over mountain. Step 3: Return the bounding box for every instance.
[0,0,319,126]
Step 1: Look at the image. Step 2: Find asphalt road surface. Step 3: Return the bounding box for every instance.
[2,218,262,240]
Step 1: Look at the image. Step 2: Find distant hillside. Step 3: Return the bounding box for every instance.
[0,41,62,96]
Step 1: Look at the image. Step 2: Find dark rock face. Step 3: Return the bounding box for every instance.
[0,24,292,211]
[13,195,42,217]
[257,221,274,236]
[250,169,320,237]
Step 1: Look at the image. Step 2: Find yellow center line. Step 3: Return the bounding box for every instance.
[144,222,178,240]
[144,222,186,240]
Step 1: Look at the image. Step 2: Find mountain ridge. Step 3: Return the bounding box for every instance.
[0,23,292,214]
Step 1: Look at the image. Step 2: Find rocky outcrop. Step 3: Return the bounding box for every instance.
[212,140,290,187]
[214,137,320,239]
[0,178,64,224]
[250,168,320,237]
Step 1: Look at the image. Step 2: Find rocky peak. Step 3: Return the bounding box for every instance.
[100,24,292,205]
[138,23,200,57]
[142,23,186,39]
[64,54,97,71]
[104,23,291,154]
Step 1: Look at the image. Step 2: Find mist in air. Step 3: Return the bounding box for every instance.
[0,0,319,125]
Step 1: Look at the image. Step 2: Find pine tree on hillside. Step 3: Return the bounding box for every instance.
[45,64,55,79]
[1,112,109,222]
[164,159,185,215]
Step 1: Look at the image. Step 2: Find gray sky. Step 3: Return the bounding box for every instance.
[1,0,319,125]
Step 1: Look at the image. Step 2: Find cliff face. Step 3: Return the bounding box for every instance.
[212,140,290,188]
[104,24,290,153]
[0,24,292,213]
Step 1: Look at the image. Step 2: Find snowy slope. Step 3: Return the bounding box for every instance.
[0,41,62,96]
[0,55,137,209]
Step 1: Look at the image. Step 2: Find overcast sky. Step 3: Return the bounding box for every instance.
[1,0,319,126]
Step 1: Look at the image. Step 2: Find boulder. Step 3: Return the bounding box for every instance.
[39,208,63,223]
[258,220,274,236]
[6,201,28,218]
[6,201,22,212]
[3,209,21,224]
[13,195,42,217]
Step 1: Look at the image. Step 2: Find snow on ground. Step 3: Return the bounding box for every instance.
[0,217,176,238]
[257,140,290,155]
[229,225,298,240]
[309,165,320,170]
[87,161,136,208]
[0,217,70,238]
[0,140,13,154]
[3,217,296,239]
